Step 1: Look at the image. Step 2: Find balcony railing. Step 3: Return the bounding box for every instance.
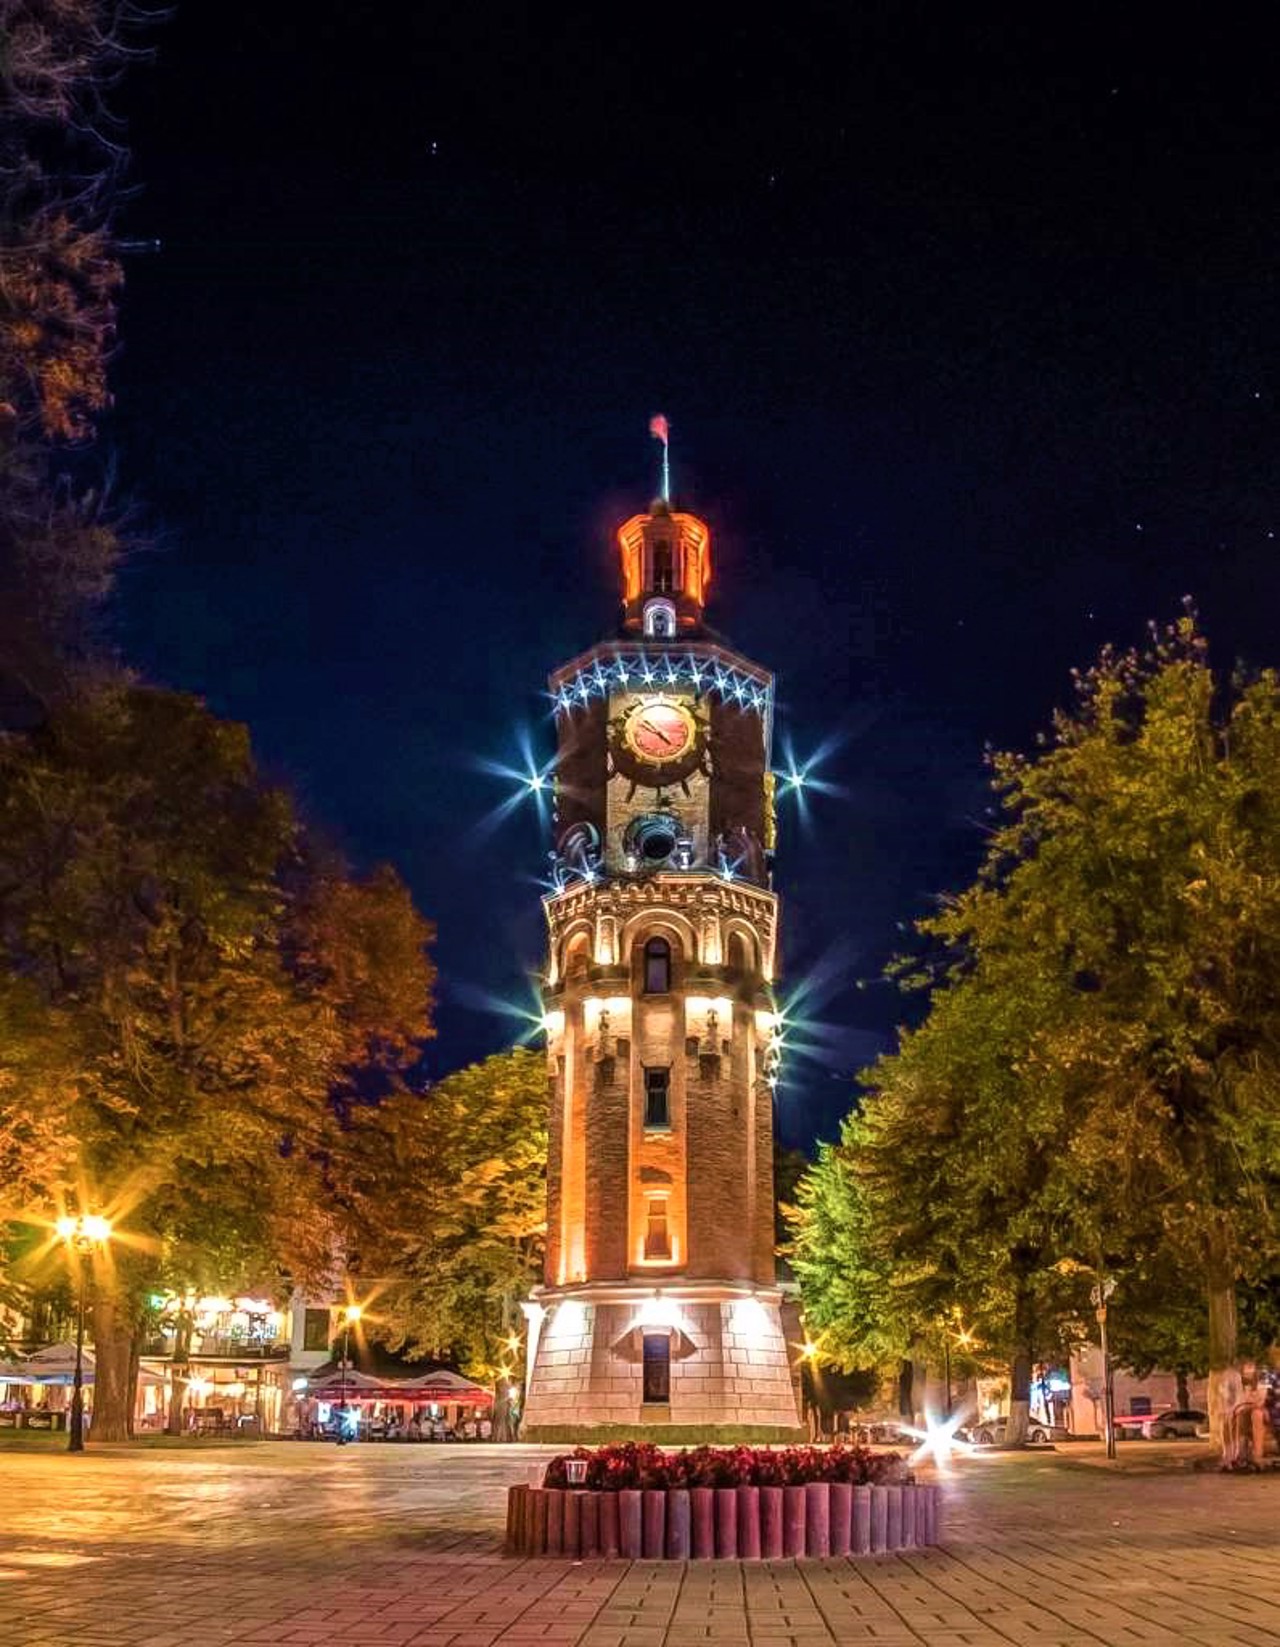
[140,1334,290,1362]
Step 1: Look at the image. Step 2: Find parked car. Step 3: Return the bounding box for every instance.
[1141,1409,1208,1440]
[853,1420,914,1446]
[960,1418,1070,1445]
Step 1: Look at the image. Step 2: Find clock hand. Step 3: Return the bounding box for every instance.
[641,719,675,747]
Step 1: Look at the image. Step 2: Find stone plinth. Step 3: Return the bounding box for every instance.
[506,1481,941,1557]
[522,1284,805,1442]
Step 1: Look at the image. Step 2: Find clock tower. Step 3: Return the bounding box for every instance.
[521,494,804,1441]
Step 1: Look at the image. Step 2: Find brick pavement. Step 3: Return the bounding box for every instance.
[0,1441,1275,1647]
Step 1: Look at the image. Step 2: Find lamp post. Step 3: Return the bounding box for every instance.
[1090,1278,1117,1460]
[942,1322,974,1420]
[337,1303,362,1445]
[55,1214,112,1454]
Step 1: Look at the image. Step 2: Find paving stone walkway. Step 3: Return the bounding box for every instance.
[0,1441,1275,1646]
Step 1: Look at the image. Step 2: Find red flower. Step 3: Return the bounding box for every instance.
[542,1440,913,1491]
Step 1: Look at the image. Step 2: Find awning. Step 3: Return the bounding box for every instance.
[301,1367,492,1404]
[16,1343,165,1386]
[0,1361,42,1385]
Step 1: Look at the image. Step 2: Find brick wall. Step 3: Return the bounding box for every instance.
[523,1295,802,1436]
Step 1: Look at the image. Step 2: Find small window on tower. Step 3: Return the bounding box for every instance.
[644,599,676,638]
[642,1332,671,1403]
[643,937,671,993]
[652,539,674,593]
[644,1197,671,1260]
[643,1066,670,1128]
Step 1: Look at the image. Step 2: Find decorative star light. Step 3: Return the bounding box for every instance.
[774,732,846,828]
[899,1404,979,1471]
[475,727,557,835]
[550,649,772,716]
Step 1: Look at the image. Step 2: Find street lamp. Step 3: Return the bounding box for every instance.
[941,1321,975,1418]
[1090,1277,1118,1460]
[54,1213,113,1454]
[336,1303,362,1445]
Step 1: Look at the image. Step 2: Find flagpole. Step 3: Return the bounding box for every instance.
[649,414,671,504]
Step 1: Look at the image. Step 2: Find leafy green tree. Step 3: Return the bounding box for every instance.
[933,616,1280,1443]
[1,2,144,714]
[0,683,436,1436]
[793,616,1280,1446]
[341,1047,547,1439]
[793,972,1095,1436]
[788,1120,916,1374]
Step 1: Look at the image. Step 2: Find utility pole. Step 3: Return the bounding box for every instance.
[1091,1278,1117,1460]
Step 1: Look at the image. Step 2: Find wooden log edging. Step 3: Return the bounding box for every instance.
[504,1481,942,1558]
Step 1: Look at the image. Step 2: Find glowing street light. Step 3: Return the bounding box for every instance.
[56,1213,114,1453]
[336,1301,363,1446]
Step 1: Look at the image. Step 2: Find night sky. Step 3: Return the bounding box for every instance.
[106,7,1278,1147]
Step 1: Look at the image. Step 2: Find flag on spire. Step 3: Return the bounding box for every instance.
[649,414,671,501]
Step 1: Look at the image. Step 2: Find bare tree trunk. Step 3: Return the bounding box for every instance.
[896,1358,913,1421]
[1006,1350,1031,1445]
[1176,1368,1191,1411]
[1205,1222,1238,1453]
[492,1379,515,1443]
[167,1308,192,1436]
[1005,1269,1035,1445]
[90,1295,137,1441]
[910,1353,929,1427]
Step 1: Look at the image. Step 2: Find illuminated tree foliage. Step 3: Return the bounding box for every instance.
[340,1047,547,1436]
[0,1,143,711]
[0,683,436,1436]
[793,615,1280,1444]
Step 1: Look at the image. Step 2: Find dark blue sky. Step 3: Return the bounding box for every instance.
[106,6,1278,1146]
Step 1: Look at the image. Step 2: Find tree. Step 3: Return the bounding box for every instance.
[792,615,1280,1446]
[791,973,1095,1438]
[1,2,143,714]
[937,616,1280,1443]
[0,682,436,1435]
[340,1047,547,1439]
[788,1121,917,1376]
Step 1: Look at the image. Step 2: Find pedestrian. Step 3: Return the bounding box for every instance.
[1232,1361,1269,1470]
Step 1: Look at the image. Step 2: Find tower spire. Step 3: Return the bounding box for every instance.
[649,413,670,503]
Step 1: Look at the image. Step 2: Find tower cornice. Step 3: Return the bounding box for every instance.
[550,640,773,721]
[543,873,779,985]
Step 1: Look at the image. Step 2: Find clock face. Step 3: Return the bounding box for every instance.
[624,699,696,765]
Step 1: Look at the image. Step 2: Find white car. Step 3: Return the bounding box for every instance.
[961,1418,1069,1445]
[1140,1408,1209,1440]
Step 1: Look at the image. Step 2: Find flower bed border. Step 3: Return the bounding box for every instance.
[505,1481,941,1559]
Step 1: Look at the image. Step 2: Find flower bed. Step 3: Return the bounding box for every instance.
[543,1440,912,1490]
[505,1443,941,1559]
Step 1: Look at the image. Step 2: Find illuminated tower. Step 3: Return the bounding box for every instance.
[521,493,804,1441]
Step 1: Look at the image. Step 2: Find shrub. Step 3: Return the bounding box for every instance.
[541,1440,912,1490]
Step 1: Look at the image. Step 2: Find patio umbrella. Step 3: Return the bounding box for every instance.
[18,1343,165,1386]
[304,1369,387,1397]
[19,1341,94,1382]
[0,1360,42,1385]
[390,1370,492,1403]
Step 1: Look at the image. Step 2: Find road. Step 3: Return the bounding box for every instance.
[0,1439,1276,1646]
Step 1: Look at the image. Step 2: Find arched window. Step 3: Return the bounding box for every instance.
[643,936,671,993]
[563,931,591,979]
[652,539,674,593]
[643,598,676,639]
[728,932,755,974]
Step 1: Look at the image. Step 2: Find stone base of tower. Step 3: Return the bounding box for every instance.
[521,1282,806,1443]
